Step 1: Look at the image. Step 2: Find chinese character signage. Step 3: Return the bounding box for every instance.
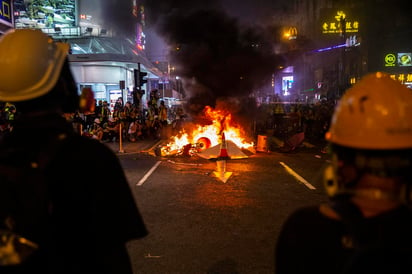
[321,9,359,35]
[0,0,12,27]
[389,73,412,85]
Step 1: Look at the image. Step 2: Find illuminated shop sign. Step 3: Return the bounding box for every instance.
[13,0,76,29]
[0,0,12,26]
[282,76,294,96]
[132,1,146,51]
[389,73,412,84]
[283,26,298,40]
[384,53,396,67]
[398,53,412,66]
[385,52,412,67]
[321,10,359,34]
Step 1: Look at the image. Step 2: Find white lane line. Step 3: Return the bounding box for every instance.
[140,139,163,153]
[167,159,202,166]
[279,161,316,190]
[136,161,162,186]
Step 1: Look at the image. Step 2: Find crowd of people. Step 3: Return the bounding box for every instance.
[0,93,189,143]
[2,96,335,147]
[255,99,336,147]
[74,93,170,142]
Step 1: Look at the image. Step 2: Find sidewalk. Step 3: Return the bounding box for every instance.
[104,138,163,155]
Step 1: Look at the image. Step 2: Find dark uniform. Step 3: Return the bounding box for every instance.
[275,204,412,274]
[275,72,412,274]
[0,29,147,274]
[2,113,147,273]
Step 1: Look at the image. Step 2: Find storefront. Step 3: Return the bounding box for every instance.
[67,37,163,110]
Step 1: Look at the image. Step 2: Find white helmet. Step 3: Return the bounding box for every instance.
[0,29,70,102]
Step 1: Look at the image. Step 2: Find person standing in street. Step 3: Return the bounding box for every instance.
[158,100,169,138]
[275,72,412,274]
[0,29,148,274]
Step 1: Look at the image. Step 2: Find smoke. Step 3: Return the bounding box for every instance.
[100,0,137,38]
[141,0,285,120]
[98,0,285,124]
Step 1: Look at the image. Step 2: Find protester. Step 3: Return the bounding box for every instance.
[89,118,104,141]
[0,29,148,273]
[158,100,169,139]
[158,100,168,126]
[103,117,121,142]
[275,72,412,274]
[113,97,124,119]
[95,99,110,125]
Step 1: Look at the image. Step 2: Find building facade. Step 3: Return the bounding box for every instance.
[6,0,184,111]
[272,0,412,103]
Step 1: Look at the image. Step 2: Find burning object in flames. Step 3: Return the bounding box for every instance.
[158,106,255,158]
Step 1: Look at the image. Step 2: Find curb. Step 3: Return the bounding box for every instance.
[105,139,164,155]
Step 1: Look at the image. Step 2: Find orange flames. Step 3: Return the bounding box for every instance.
[162,106,254,155]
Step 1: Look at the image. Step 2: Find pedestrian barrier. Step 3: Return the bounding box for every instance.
[256,135,268,152]
[118,123,125,153]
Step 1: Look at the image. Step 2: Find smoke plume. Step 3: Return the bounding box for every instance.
[141,0,285,120]
[100,0,137,38]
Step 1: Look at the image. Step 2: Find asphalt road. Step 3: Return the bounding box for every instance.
[106,138,331,274]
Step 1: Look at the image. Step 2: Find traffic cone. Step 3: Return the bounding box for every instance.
[217,132,230,159]
[213,132,232,183]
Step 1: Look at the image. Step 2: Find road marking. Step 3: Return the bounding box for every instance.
[167,159,203,166]
[137,161,162,186]
[141,139,164,153]
[279,161,316,190]
[145,253,162,258]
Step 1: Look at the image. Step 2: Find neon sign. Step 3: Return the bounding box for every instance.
[283,26,298,40]
[389,73,412,84]
[321,10,359,34]
[398,53,412,67]
[385,52,412,67]
[384,53,396,67]
[133,3,146,51]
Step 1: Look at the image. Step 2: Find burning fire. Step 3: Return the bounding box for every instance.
[161,106,254,156]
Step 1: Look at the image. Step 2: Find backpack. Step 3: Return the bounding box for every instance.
[0,133,70,266]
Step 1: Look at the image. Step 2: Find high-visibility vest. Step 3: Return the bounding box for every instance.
[274,104,285,114]
[159,106,167,121]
